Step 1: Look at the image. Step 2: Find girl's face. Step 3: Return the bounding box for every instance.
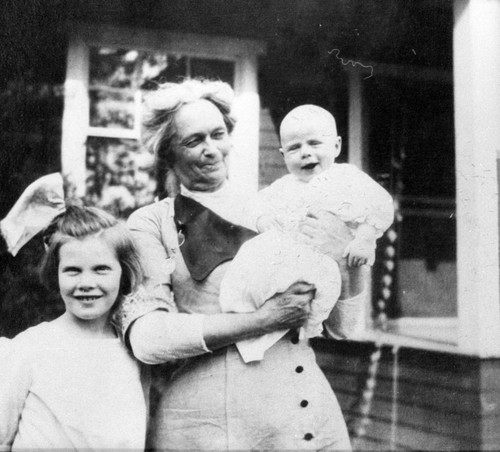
[171,99,232,192]
[58,235,122,330]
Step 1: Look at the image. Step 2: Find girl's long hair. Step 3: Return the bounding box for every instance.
[40,205,144,299]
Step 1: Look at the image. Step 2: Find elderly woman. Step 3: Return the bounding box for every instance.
[115,79,365,451]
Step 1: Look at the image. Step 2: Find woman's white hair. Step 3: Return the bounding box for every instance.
[142,79,236,198]
[143,78,235,161]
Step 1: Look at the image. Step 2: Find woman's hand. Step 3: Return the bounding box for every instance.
[298,210,354,262]
[256,281,316,332]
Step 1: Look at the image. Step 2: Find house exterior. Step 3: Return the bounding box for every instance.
[0,0,499,449]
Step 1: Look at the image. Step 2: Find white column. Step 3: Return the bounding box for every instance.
[230,55,260,193]
[347,69,368,171]
[61,35,89,198]
[347,68,372,330]
[453,0,500,356]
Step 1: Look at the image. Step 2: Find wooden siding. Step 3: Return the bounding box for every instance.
[258,108,287,189]
[312,338,500,451]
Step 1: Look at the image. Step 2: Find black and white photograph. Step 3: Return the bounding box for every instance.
[0,0,499,450]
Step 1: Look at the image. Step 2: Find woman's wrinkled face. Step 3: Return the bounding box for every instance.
[172,99,232,192]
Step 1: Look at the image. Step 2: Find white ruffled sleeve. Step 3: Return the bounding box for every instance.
[111,284,177,341]
[341,165,394,237]
[112,286,210,364]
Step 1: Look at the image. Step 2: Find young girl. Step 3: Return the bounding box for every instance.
[0,205,149,450]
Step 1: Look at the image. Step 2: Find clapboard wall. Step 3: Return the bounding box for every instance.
[312,338,500,451]
[258,108,287,189]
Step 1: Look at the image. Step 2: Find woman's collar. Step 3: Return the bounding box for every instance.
[180,180,229,198]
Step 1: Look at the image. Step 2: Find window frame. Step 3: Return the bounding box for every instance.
[346,64,461,354]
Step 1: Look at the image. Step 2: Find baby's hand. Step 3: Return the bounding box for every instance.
[256,214,283,233]
[342,237,376,267]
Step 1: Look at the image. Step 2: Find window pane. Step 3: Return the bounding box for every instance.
[86,137,156,218]
[89,46,143,131]
[89,89,135,129]
[90,47,139,88]
[398,212,457,317]
[190,58,235,86]
[367,79,456,320]
[139,54,187,89]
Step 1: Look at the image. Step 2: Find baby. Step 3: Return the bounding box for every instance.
[220,105,394,362]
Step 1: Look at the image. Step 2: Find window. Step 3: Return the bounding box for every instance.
[346,67,459,352]
[367,78,456,321]
[88,48,235,137]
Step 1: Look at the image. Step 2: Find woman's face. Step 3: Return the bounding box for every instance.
[172,99,232,192]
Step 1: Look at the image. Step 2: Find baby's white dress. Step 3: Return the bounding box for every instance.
[220,164,394,362]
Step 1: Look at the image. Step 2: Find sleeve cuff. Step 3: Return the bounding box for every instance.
[112,285,177,340]
[190,314,211,355]
[324,291,366,340]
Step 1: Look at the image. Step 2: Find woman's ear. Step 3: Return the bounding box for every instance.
[334,137,342,158]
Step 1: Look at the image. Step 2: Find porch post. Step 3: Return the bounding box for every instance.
[61,35,89,198]
[453,0,500,356]
[347,69,369,171]
[231,55,260,192]
[347,68,372,330]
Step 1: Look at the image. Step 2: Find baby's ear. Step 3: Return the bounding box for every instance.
[334,137,342,158]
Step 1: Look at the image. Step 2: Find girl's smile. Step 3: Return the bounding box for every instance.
[75,295,103,304]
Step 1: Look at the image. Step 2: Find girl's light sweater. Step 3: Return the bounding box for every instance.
[0,321,147,450]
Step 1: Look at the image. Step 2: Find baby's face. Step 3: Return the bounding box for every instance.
[280,115,341,182]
